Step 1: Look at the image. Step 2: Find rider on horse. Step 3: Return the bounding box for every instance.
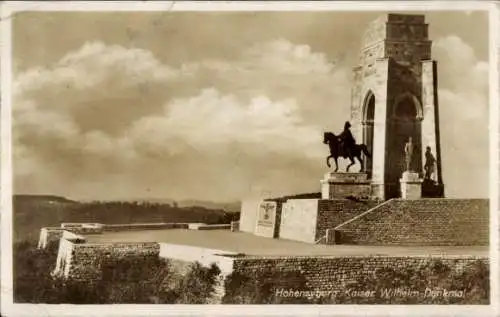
[339,121,355,157]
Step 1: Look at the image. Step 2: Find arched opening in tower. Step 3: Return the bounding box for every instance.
[362,92,375,178]
[387,94,423,198]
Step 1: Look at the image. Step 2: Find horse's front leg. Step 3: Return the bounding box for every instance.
[326,155,332,168]
[346,157,355,172]
[334,157,339,172]
[358,156,364,172]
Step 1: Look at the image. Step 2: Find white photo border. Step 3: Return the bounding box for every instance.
[1,1,498,316]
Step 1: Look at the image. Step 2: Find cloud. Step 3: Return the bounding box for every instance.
[13,39,342,200]
[15,41,179,96]
[12,35,489,201]
[241,38,335,74]
[128,88,322,158]
[191,39,351,129]
[432,35,489,198]
[433,35,489,94]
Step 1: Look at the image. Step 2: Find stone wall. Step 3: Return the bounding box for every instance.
[187,224,231,230]
[334,199,489,246]
[239,200,261,233]
[229,255,489,304]
[48,230,489,304]
[279,199,319,243]
[38,222,195,249]
[60,223,104,235]
[37,227,65,249]
[52,237,160,281]
[230,221,240,232]
[315,199,381,242]
[61,223,102,229]
[102,223,189,231]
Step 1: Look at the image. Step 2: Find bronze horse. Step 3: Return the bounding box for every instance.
[323,132,372,172]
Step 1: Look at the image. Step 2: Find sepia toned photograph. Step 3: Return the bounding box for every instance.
[1,1,498,316]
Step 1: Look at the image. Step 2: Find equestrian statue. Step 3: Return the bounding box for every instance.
[323,121,372,172]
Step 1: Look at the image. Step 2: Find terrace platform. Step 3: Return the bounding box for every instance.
[83,229,488,257]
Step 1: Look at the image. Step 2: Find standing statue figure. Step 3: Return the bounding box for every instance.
[424,146,436,181]
[338,121,356,158]
[404,137,413,172]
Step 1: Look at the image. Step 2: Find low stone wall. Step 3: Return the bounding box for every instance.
[231,221,240,232]
[196,224,231,230]
[37,227,65,249]
[334,199,489,246]
[59,223,104,234]
[227,255,489,304]
[61,223,102,229]
[102,222,189,231]
[67,227,104,235]
[52,237,160,281]
[48,234,490,304]
[39,222,232,251]
[53,237,76,277]
[61,230,87,243]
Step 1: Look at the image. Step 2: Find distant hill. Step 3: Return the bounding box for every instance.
[14,194,77,204]
[12,194,240,243]
[176,200,241,212]
[104,198,241,213]
[13,195,241,212]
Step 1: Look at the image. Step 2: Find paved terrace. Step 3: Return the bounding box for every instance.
[83,229,488,257]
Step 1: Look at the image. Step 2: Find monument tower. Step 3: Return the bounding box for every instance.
[350,13,445,199]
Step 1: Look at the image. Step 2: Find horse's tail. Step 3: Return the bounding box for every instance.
[361,144,371,158]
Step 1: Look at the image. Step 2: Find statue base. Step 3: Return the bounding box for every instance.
[320,172,371,200]
[399,171,423,200]
[422,179,445,198]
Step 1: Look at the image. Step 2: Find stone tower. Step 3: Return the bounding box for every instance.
[350,13,444,200]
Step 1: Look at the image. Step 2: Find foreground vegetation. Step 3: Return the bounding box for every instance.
[14,241,221,304]
[14,241,489,304]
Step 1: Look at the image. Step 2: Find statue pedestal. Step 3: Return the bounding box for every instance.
[399,171,423,200]
[320,172,371,200]
[421,179,445,198]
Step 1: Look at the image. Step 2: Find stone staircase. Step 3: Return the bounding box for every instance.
[333,199,489,246]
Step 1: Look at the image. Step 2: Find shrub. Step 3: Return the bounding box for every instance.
[14,242,222,304]
[98,256,171,303]
[169,262,222,304]
[222,269,311,304]
[13,241,60,303]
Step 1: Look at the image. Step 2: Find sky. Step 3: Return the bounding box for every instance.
[11,10,490,202]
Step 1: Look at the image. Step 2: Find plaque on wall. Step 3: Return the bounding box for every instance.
[257,201,277,227]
